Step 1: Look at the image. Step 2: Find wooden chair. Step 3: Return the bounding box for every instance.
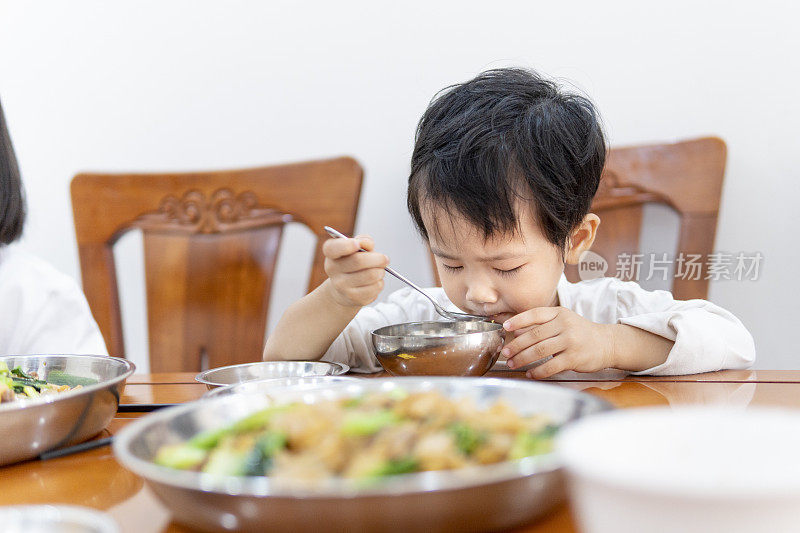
[430,137,726,300]
[71,157,363,372]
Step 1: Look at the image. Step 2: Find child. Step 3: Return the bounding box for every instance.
[0,97,107,356]
[263,68,754,378]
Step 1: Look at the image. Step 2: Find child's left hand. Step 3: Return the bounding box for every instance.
[501,307,614,379]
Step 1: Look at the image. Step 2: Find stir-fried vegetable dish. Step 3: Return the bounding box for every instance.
[155,390,558,481]
[0,362,81,403]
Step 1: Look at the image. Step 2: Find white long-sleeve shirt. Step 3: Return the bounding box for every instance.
[0,244,108,356]
[321,275,755,376]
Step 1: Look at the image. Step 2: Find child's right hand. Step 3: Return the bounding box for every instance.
[323,235,390,308]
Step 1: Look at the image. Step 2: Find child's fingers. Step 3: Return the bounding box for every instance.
[505,336,565,369]
[332,251,390,274]
[501,321,561,358]
[322,234,376,256]
[503,307,560,332]
[337,280,385,306]
[526,353,571,379]
[323,237,363,259]
[337,268,386,288]
[354,235,375,252]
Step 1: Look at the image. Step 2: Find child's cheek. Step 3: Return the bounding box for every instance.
[440,281,467,311]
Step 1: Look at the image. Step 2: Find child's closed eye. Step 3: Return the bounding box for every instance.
[442,264,463,273]
[494,265,524,277]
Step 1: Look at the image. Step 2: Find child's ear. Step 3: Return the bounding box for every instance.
[565,213,601,265]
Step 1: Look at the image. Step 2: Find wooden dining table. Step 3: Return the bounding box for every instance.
[2,368,799,532]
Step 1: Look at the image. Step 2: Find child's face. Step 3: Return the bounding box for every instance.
[425,206,571,323]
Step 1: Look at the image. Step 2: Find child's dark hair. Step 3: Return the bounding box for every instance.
[407,68,606,254]
[0,98,25,244]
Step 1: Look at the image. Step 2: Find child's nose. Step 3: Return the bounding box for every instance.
[465,280,498,306]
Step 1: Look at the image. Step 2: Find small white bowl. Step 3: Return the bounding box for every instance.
[0,505,119,533]
[556,407,800,533]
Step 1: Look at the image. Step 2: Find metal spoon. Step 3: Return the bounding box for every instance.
[324,226,487,322]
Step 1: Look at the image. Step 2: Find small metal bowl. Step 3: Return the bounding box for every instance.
[195,361,350,389]
[0,354,135,466]
[371,321,504,376]
[204,375,359,398]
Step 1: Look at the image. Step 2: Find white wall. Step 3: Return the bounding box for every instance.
[1,0,797,371]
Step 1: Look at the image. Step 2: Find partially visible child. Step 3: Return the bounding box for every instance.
[0,98,107,356]
[263,68,754,378]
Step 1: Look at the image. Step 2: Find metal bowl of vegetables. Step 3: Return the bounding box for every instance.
[114,377,611,532]
[0,354,135,466]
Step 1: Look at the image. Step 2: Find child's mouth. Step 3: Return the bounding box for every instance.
[488,312,514,324]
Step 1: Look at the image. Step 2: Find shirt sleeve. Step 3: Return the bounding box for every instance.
[0,248,108,356]
[320,287,448,373]
[17,280,109,356]
[568,277,755,376]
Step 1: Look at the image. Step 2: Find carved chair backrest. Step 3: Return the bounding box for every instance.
[430,138,726,301]
[71,157,363,371]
